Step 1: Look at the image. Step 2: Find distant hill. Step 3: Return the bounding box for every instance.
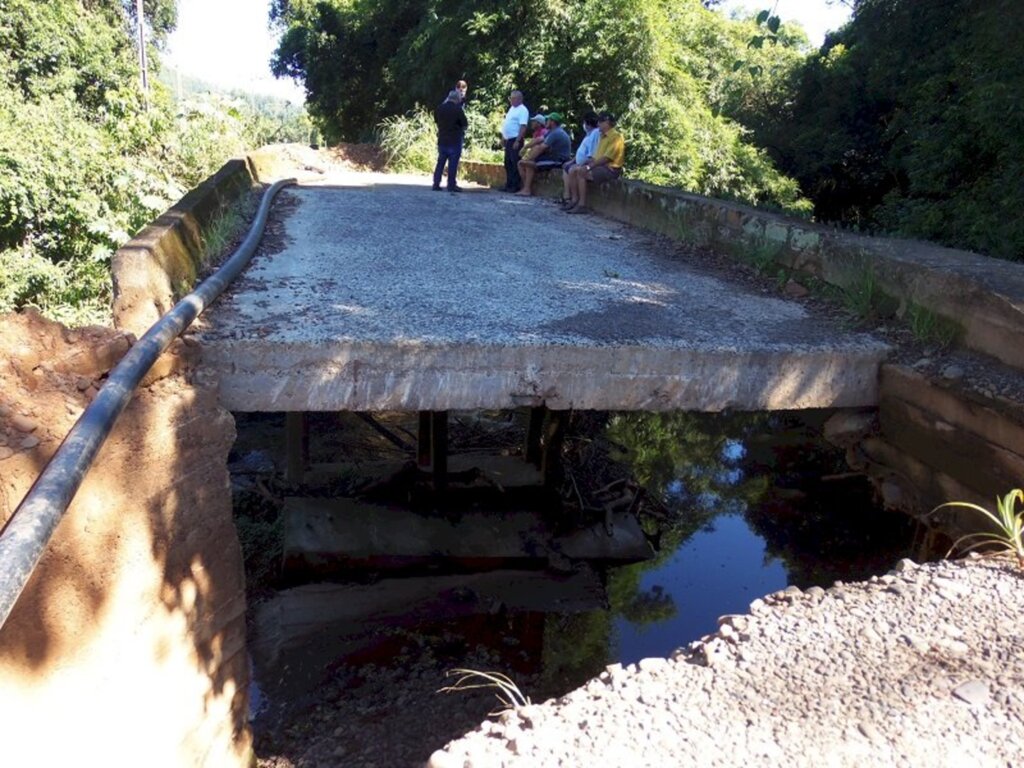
[157,66,304,114]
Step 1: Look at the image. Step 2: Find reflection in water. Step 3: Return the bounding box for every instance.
[591,410,919,666]
[613,514,788,664]
[246,409,923,763]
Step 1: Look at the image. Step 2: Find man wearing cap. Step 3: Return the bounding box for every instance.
[501,90,530,192]
[565,111,625,213]
[515,112,572,197]
[433,89,468,192]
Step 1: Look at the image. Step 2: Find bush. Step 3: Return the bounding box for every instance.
[378,106,502,173]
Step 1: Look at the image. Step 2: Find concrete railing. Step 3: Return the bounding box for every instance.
[461,161,1024,373]
[111,146,300,337]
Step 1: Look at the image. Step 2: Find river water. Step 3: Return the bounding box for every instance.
[240,409,926,762]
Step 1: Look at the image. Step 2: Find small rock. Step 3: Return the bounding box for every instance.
[941,364,964,380]
[11,414,37,433]
[912,357,932,369]
[517,705,543,728]
[805,586,825,599]
[637,657,668,674]
[902,634,931,654]
[75,376,92,391]
[717,614,749,631]
[0,446,14,461]
[20,435,40,450]
[783,279,810,298]
[857,720,884,744]
[893,558,918,573]
[952,680,989,707]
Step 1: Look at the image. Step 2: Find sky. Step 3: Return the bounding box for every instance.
[164,0,853,104]
[164,0,305,103]
[717,0,852,45]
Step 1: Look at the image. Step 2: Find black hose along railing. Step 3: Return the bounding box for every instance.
[0,178,296,630]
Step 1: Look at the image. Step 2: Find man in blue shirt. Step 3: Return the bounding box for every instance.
[561,111,600,205]
[516,113,572,197]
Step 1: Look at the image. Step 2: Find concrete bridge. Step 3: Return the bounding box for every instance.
[3,147,1024,767]
[195,172,888,414]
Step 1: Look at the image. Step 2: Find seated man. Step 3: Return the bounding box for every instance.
[565,111,624,213]
[515,112,571,197]
[561,111,601,205]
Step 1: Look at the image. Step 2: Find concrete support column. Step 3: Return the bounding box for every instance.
[524,407,546,467]
[541,410,567,488]
[430,411,449,493]
[285,412,309,483]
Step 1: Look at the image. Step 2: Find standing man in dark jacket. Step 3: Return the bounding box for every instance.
[434,90,468,192]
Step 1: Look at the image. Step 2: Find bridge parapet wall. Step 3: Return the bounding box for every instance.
[460,162,1024,373]
[0,311,248,767]
[112,158,258,337]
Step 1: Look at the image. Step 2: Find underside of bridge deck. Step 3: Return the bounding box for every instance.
[196,175,890,412]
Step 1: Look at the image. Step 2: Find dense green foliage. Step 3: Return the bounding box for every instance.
[271,0,811,213]
[761,0,1024,260]
[378,106,500,173]
[0,1,310,325]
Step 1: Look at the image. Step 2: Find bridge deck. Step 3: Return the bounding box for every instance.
[195,172,889,412]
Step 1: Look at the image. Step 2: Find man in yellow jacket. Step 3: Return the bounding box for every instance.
[564,112,625,214]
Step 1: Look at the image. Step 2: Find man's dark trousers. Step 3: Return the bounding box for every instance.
[434,143,463,189]
[504,138,521,191]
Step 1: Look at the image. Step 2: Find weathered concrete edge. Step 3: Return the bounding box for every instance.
[203,340,888,412]
[111,158,258,336]
[461,161,1024,372]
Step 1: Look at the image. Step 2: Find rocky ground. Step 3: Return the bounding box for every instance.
[432,554,1024,768]
[253,555,1024,767]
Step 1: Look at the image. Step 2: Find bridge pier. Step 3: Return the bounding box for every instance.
[285,412,309,483]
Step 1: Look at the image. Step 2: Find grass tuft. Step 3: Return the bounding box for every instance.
[934,488,1024,567]
[439,668,531,715]
[905,303,961,348]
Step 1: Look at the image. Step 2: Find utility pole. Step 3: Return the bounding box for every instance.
[136,0,149,109]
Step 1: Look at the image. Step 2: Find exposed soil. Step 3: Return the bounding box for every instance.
[0,310,132,472]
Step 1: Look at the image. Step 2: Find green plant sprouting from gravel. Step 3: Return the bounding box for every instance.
[935,488,1024,567]
[905,303,960,348]
[439,668,531,714]
[741,239,784,275]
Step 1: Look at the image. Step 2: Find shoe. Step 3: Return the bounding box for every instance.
[448,185,463,193]
[432,185,442,191]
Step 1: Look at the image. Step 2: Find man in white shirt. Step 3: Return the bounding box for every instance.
[501,89,530,192]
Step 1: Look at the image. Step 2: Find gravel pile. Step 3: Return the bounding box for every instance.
[433,555,1024,768]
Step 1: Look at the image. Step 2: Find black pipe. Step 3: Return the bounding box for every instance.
[0,177,296,629]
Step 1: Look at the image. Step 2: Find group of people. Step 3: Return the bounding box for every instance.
[433,83,625,213]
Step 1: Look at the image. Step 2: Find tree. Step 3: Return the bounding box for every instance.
[273,0,810,211]
[768,0,1024,260]
[0,0,276,323]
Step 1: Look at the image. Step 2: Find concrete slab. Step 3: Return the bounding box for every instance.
[282,497,652,576]
[196,172,890,411]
